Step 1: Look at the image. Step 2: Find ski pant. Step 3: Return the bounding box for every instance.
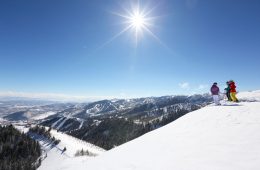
[226,92,231,101]
[212,95,220,105]
[230,92,238,102]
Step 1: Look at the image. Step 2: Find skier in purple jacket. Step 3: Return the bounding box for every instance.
[210,82,221,105]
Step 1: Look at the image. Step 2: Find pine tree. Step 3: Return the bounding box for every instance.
[0,125,41,170]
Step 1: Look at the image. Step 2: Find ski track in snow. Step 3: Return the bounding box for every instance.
[78,119,84,129]
[51,117,64,128]
[56,117,68,130]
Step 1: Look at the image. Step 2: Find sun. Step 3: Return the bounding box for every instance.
[108,1,161,46]
[129,11,146,31]
[125,10,148,43]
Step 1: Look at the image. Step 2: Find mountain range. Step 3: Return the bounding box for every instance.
[1,94,212,149]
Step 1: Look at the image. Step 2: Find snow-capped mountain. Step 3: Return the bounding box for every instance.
[41,94,212,132]
[1,94,212,150]
[35,94,212,149]
[36,90,260,170]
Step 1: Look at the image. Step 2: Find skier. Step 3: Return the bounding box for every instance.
[62,147,66,154]
[210,82,221,105]
[224,81,232,101]
[229,80,239,102]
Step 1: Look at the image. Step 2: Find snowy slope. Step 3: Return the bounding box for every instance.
[14,125,106,170]
[37,129,106,170]
[40,90,260,170]
[31,111,57,120]
[238,90,260,102]
[49,129,105,156]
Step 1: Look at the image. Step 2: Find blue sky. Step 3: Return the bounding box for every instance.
[0,0,260,101]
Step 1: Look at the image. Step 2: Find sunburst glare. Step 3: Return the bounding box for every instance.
[110,1,162,46]
[130,11,145,30]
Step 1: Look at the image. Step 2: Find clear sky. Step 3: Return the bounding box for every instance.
[0,0,260,101]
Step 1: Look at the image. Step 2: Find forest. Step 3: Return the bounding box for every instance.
[0,125,41,170]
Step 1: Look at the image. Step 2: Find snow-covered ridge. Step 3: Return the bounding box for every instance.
[49,129,106,155]
[40,90,260,170]
[32,111,56,120]
[237,90,260,102]
[13,124,106,170]
[41,94,212,133]
[36,128,106,170]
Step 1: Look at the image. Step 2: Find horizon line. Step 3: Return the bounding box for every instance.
[0,90,213,103]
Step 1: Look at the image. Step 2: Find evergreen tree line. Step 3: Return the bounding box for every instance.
[0,125,41,170]
[69,108,195,150]
[69,118,147,150]
[28,126,60,145]
[75,149,97,157]
[148,108,193,129]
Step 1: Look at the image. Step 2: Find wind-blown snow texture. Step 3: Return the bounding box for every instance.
[39,91,260,170]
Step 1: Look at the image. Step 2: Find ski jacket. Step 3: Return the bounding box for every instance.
[211,85,219,95]
[230,82,237,93]
[224,85,231,93]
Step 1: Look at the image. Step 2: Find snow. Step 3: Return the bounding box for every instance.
[14,105,32,108]
[237,90,260,102]
[86,104,101,114]
[49,129,105,156]
[38,90,260,170]
[56,117,68,130]
[78,119,84,129]
[12,123,105,170]
[15,124,29,133]
[36,128,105,170]
[32,111,57,120]
[24,129,105,170]
[51,117,65,128]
